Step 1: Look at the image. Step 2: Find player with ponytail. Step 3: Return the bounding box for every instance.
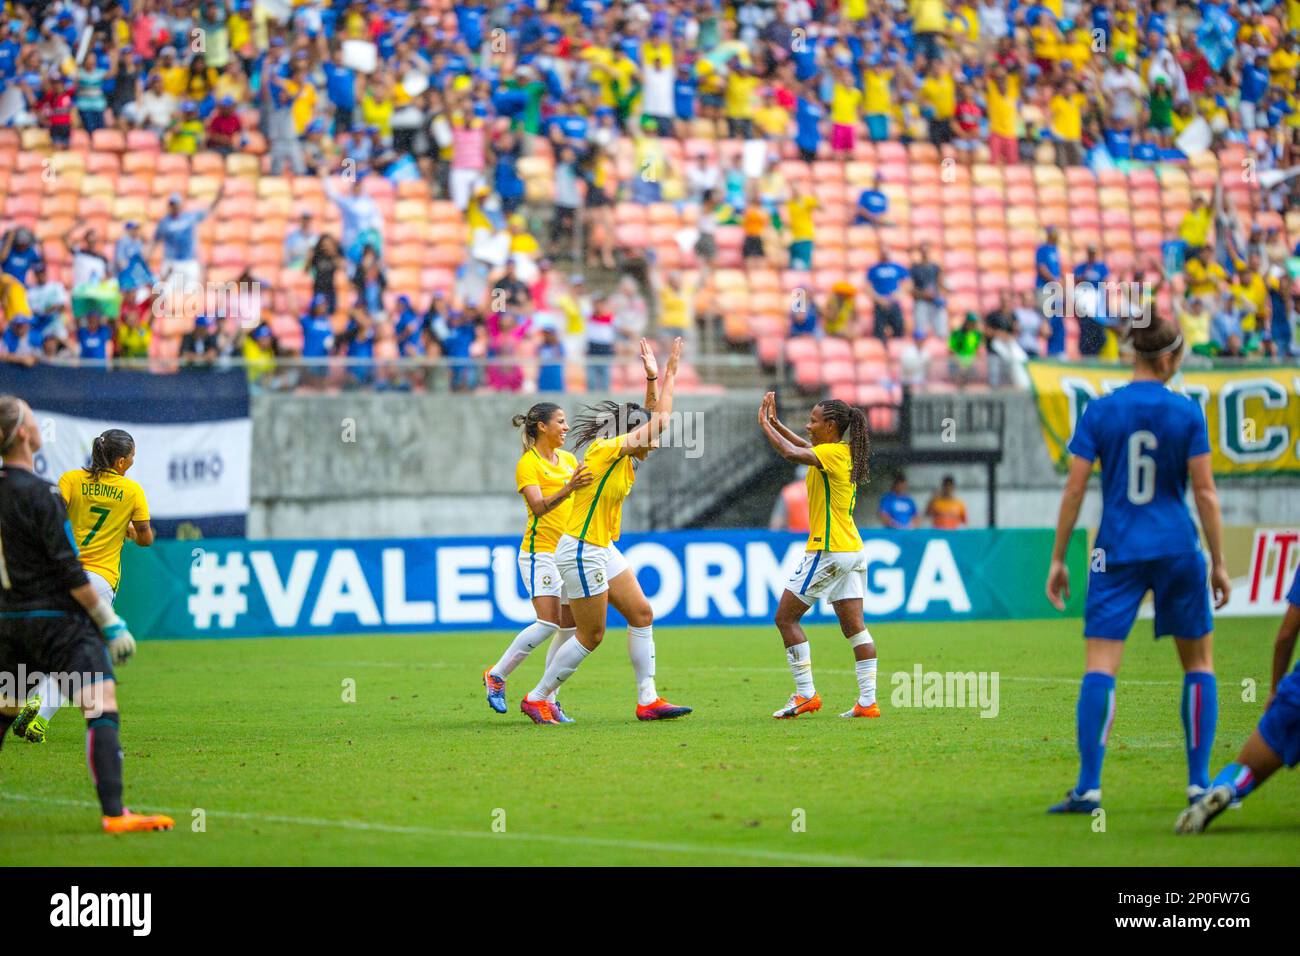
[518,338,694,724]
[481,402,592,721]
[759,394,881,720]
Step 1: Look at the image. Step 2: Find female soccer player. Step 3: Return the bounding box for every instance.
[758,394,878,719]
[1045,316,1230,813]
[11,429,152,744]
[1176,562,1300,833]
[519,338,692,724]
[481,402,592,722]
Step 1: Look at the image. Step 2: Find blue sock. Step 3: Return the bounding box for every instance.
[1076,672,1116,794]
[1210,762,1257,800]
[1181,672,1218,790]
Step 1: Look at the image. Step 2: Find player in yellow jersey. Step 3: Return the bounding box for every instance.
[11,429,153,745]
[520,338,693,724]
[481,402,592,721]
[758,395,880,719]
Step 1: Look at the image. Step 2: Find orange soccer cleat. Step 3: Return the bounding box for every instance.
[635,698,693,721]
[102,810,175,833]
[839,702,881,718]
[772,693,823,719]
[520,696,560,725]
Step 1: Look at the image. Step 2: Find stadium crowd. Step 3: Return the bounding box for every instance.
[0,0,1297,393]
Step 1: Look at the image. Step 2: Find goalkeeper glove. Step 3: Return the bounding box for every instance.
[102,619,136,665]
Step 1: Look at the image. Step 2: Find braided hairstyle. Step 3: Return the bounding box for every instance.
[568,400,651,450]
[87,429,135,481]
[815,399,871,485]
[511,402,563,451]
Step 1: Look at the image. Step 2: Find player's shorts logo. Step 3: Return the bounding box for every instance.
[594,570,605,585]
[542,575,553,587]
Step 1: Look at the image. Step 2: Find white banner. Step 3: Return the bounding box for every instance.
[32,411,251,519]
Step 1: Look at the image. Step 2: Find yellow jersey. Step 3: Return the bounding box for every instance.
[566,436,636,548]
[515,447,579,554]
[58,468,150,591]
[806,442,862,553]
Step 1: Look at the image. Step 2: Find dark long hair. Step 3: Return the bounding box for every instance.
[511,402,562,451]
[87,429,135,482]
[568,400,651,450]
[1129,313,1181,364]
[815,399,870,485]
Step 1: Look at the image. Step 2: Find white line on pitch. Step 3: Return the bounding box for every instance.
[0,792,954,867]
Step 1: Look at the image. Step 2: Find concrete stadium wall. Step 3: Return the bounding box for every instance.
[249,390,768,539]
[248,389,1300,538]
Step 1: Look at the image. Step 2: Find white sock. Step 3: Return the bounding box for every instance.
[855,658,878,707]
[545,627,576,702]
[628,624,658,706]
[490,620,558,678]
[527,636,591,702]
[787,642,815,697]
[34,673,64,721]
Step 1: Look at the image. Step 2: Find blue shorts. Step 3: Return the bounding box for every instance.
[1083,551,1213,640]
[1259,664,1300,768]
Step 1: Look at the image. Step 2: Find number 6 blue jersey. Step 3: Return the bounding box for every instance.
[1067,380,1211,563]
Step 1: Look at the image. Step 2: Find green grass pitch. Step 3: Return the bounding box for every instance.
[1,617,1296,866]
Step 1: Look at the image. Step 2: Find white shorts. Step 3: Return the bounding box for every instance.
[85,570,116,607]
[555,533,631,599]
[517,550,568,604]
[786,549,866,606]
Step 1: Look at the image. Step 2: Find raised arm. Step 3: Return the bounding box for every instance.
[759,391,819,466]
[639,337,659,413]
[623,336,682,454]
[765,392,810,448]
[1046,454,1092,611]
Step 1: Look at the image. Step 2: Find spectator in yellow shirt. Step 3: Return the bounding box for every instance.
[724,64,759,139]
[864,63,894,141]
[1184,246,1227,311]
[1230,255,1268,332]
[926,476,968,529]
[986,66,1019,164]
[786,194,818,270]
[1049,79,1086,166]
[829,65,862,155]
[1178,195,1213,254]
[919,62,956,146]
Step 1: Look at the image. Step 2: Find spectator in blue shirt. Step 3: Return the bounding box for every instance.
[0,228,43,283]
[789,287,819,336]
[2,315,39,358]
[867,258,910,340]
[77,308,111,360]
[153,185,224,283]
[794,86,823,163]
[536,319,566,393]
[1035,226,1062,291]
[1240,53,1270,130]
[879,474,919,529]
[1073,246,1110,356]
[854,173,890,226]
[323,47,358,133]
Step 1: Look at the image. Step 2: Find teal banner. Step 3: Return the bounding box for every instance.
[115,529,1088,639]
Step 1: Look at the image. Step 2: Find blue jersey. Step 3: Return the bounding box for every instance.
[879,492,917,527]
[1068,380,1210,563]
[1290,563,1300,608]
